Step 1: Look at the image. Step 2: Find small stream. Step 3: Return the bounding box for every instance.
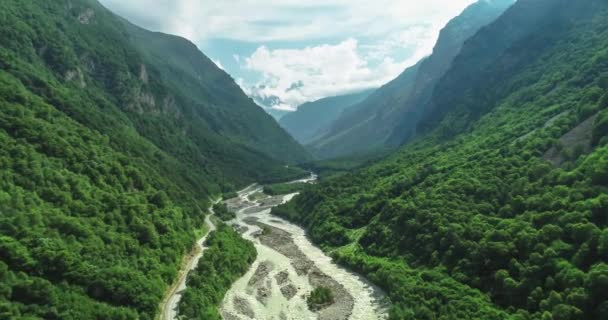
[220,183,389,320]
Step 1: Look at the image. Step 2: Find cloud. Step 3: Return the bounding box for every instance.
[100,0,475,43]
[213,59,225,70]
[242,25,440,109]
[362,24,437,61]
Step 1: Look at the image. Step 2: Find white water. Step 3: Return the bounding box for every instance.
[286,173,318,184]
[220,185,389,320]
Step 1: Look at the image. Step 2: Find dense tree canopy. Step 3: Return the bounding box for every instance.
[213,203,235,221]
[178,224,256,320]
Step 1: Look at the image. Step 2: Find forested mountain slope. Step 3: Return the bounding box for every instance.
[279,90,373,144]
[309,0,514,159]
[123,22,310,164]
[274,0,608,319]
[0,0,306,318]
[308,60,423,159]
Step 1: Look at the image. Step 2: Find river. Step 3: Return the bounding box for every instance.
[219,183,389,320]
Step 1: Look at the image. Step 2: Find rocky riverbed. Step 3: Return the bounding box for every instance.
[220,184,389,320]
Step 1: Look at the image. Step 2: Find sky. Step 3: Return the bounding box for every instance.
[99,0,476,112]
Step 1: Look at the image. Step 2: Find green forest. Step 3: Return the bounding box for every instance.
[177,224,256,320]
[213,203,235,221]
[264,182,311,196]
[0,0,305,318]
[273,1,608,319]
[306,287,335,311]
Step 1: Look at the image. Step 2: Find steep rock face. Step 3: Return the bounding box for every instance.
[309,0,514,159]
[386,0,517,145]
[419,0,608,134]
[121,19,310,165]
[279,90,373,145]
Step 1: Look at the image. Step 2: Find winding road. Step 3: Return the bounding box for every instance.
[159,199,219,320]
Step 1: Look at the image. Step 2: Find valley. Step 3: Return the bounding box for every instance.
[2,0,608,319]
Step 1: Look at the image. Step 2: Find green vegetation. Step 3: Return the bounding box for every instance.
[333,247,513,319]
[273,1,608,319]
[306,287,335,311]
[261,226,272,237]
[222,191,239,200]
[0,0,303,318]
[264,182,311,195]
[178,224,256,320]
[213,202,235,221]
[592,108,608,146]
[248,192,268,202]
[4,0,608,318]
[0,56,191,320]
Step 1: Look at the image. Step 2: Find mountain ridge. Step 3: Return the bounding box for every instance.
[279,89,374,144]
[309,0,514,159]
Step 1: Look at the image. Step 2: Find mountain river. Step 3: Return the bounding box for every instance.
[219,179,389,320]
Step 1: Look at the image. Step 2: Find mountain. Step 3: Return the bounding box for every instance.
[279,90,374,144]
[248,92,293,120]
[264,107,292,120]
[417,0,603,135]
[308,61,423,158]
[0,0,307,318]
[121,18,309,165]
[309,0,514,159]
[274,0,608,319]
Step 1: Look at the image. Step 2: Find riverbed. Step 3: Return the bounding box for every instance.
[220,184,389,320]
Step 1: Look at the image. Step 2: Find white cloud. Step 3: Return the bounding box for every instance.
[242,24,441,109]
[362,24,437,61]
[100,0,474,43]
[213,59,225,70]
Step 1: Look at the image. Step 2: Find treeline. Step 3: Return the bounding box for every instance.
[178,224,256,319]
